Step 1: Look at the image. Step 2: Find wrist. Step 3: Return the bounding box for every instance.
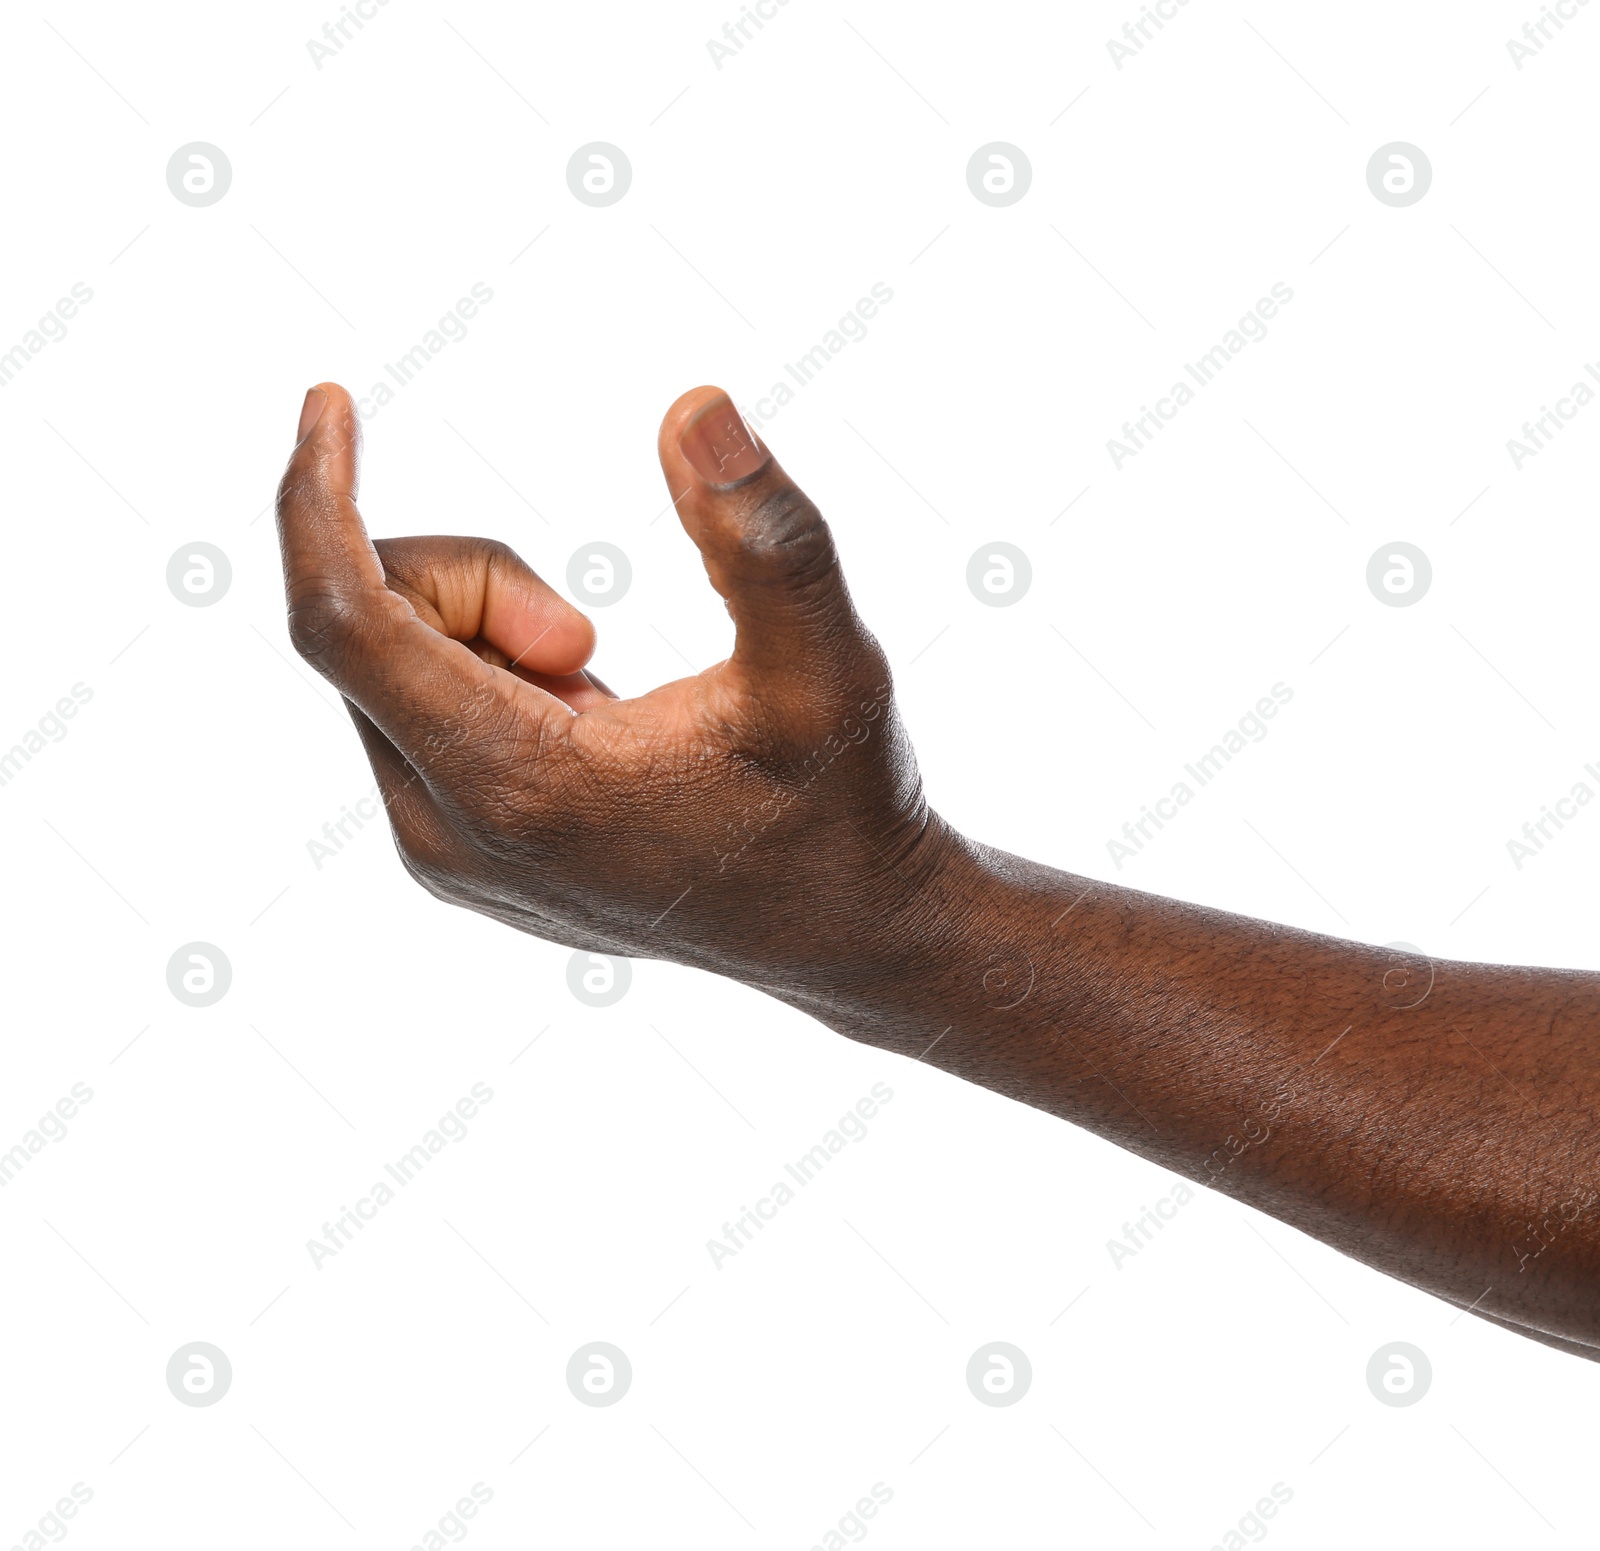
[764,814,1026,1054]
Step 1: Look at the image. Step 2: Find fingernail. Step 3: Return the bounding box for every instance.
[296,387,327,445]
[680,395,769,486]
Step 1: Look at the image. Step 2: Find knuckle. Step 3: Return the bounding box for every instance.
[851,623,895,695]
[275,467,313,521]
[396,848,459,905]
[286,585,366,671]
[392,825,466,905]
[458,797,524,858]
[274,476,299,525]
[740,486,837,584]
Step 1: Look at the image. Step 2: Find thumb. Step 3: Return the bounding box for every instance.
[276,380,392,630]
[292,380,361,501]
[277,380,381,608]
[658,388,864,685]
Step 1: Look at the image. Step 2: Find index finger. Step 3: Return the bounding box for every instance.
[274,382,550,767]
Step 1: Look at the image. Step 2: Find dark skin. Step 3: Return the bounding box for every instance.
[277,381,1600,1358]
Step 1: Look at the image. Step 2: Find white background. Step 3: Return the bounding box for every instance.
[2,1,1597,1546]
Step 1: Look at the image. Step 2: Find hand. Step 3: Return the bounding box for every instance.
[275,383,948,1001]
[278,388,1600,1358]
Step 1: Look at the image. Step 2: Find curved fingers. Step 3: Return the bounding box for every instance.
[276,382,570,772]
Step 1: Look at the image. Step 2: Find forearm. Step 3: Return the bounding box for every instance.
[780,818,1600,1350]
